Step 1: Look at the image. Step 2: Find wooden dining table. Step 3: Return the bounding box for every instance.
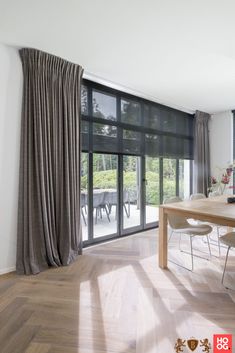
[159,195,235,268]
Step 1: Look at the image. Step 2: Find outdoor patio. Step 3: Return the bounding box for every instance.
[82,204,159,241]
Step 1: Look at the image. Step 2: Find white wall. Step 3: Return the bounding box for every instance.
[209,111,233,192]
[0,43,22,274]
[2,1,235,114]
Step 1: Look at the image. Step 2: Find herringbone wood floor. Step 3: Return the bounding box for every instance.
[0,229,235,353]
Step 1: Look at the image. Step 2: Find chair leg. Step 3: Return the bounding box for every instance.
[95,208,98,224]
[123,203,129,218]
[168,229,174,243]
[206,235,212,257]
[190,236,194,271]
[169,233,196,272]
[179,233,182,251]
[172,233,212,272]
[81,208,87,226]
[104,205,111,222]
[217,227,221,256]
[222,246,230,287]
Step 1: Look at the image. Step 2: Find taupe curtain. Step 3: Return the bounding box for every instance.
[17,48,83,275]
[193,110,211,195]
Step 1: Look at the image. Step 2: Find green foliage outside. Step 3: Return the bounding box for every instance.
[81,169,177,205]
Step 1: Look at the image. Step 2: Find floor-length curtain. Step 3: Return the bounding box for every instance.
[193,110,211,195]
[17,48,83,275]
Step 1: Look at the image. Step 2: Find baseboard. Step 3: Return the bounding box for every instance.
[0,266,16,275]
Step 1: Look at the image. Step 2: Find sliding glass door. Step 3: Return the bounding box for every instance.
[163,158,177,201]
[179,159,190,200]
[93,153,118,239]
[122,155,142,233]
[145,157,160,226]
[81,153,191,245]
[81,152,88,241]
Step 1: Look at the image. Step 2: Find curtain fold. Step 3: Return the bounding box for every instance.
[193,110,211,195]
[17,48,83,275]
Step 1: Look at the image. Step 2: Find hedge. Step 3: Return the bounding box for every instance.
[81,170,176,205]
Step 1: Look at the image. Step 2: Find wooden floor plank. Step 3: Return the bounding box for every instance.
[25,343,51,353]
[0,229,234,352]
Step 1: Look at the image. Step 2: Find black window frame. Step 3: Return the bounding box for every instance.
[81,79,194,246]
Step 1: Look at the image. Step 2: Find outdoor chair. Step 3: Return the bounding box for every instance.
[93,192,110,223]
[105,190,130,219]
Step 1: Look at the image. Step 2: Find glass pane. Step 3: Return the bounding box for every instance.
[121,99,141,125]
[92,90,116,120]
[148,106,161,129]
[81,85,88,115]
[145,157,159,224]
[145,133,160,157]
[163,158,176,201]
[123,156,141,229]
[93,123,117,137]
[81,121,89,150]
[93,153,118,238]
[183,139,193,160]
[162,111,176,133]
[93,123,117,153]
[123,130,141,155]
[81,153,88,241]
[179,160,190,200]
[176,114,193,136]
[162,135,183,159]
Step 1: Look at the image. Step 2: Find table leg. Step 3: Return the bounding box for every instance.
[159,207,168,269]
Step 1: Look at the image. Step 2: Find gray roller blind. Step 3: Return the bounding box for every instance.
[81,80,194,159]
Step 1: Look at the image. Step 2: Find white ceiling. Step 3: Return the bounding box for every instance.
[1,0,235,114]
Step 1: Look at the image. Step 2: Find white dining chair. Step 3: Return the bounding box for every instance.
[208,190,221,197]
[165,196,212,271]
[219,232,235,288]
[190,192,222,256]
[190,193,207,201]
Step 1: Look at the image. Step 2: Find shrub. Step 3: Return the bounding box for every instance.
[81,170,176,204]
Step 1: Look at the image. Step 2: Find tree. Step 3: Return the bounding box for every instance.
[81,86,88,114]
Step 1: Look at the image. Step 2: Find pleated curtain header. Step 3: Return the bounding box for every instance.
[20,48,82,77]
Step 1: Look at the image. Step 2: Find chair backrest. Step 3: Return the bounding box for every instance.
[190,193,206,201]
[93,192,105,207]
[104,191,117,205]
[123,189,129,203]
[81,193,86,207]
[128,187,138,203]
[104,190,129,205]
[163,196,189,229]
[209,190,221,197]
[164,196,182,204]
